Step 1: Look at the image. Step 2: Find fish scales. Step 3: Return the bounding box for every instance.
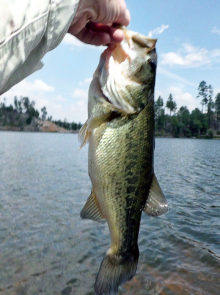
[79,29,168,295]
[89,103,154,252]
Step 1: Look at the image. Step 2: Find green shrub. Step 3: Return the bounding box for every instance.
[207,129,214,138]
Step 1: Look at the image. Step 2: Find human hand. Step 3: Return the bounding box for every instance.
[68,0,130,46]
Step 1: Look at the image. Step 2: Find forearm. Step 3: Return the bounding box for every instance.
[0,0,79,94]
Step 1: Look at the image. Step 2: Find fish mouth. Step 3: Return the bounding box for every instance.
[97,30,157,113]
[99,44,133,111]
[100,43,129,71]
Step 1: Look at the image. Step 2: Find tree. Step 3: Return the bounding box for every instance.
[215,93,220,122]
[155,96,166,132]
[197,81,208,113]
[0,97,6,108]
[177,106,190,136]
[173,116,183,137]
[190,108,208,136]
[166,93,177,116]
[13,96,19,112]
[17,97,23,113]
[22,96,31,113]
[207,84,214,128]
[178,106,190,124]
[41,106,47,121]
[155,96,164,118]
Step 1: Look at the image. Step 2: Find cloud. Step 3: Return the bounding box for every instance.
[2,79,54,104]
[70,87,88,123]
[62,34,104,51]
[161,43,220,68]
[214,88,220,97]
[1,77,91,123]
[161,44,209,67]
[3,79,60,117]
[211,26,220,35]
[72,88,88,99]
[1,79,74,121]
[63,34,86,47]
[31,79,55,92]
[1,79,54,96]
[157,66,195,86]
[211,49,220,57]
[69,79,94,122]
[78,77,92,87]
[168,86,199,111]
[155,86,199,112]
[148,25,169,38]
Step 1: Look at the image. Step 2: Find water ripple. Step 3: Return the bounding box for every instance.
[0,134,219,295]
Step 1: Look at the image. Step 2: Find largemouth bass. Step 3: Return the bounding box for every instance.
[79,29,168,295]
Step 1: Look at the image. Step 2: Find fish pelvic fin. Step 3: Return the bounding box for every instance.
[144,174,168,216]
[80,191,105,223]
[94,248,139,295]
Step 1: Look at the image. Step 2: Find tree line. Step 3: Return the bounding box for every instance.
[0,96,82,131]
[1,81,220,137]
[155,81,220,138]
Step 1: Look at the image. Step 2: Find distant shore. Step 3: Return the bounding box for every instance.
[0,120,79,134]
[1,126,220,139]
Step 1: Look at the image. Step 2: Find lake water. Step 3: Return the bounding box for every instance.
[0,132,219,295]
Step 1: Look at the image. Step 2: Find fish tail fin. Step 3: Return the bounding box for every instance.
[94,247,139,295]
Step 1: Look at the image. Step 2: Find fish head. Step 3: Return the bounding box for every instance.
[96,29,157,113]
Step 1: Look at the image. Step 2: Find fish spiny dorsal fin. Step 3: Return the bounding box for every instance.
[80,191,106,223]
[144,174,168,216]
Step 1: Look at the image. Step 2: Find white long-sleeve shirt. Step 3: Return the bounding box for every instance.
[0,0,79,94]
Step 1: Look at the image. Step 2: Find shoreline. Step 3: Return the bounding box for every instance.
[1,128,220,139]
[0,120,80,134]
[0,128,79,134]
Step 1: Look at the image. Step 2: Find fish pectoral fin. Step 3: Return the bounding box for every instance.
[78,116,106,148]
[79,102,122,147]
[80,191,106,223]
[143,174,168,216]
[78,120,90,148]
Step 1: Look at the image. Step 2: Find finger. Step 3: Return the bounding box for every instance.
[84,23,124,43]
[116,8,130,26]
[74,27,112,46]
[110,27,124,42]
[95,0,130,27]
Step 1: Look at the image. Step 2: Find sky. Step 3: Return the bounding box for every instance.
[2,0,220,123]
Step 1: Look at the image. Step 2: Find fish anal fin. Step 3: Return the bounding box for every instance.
[144,174,168,216]
[80,191,105,223]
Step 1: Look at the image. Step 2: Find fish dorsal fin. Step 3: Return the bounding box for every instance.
[144,174,168,216]
[80,191,106,223]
